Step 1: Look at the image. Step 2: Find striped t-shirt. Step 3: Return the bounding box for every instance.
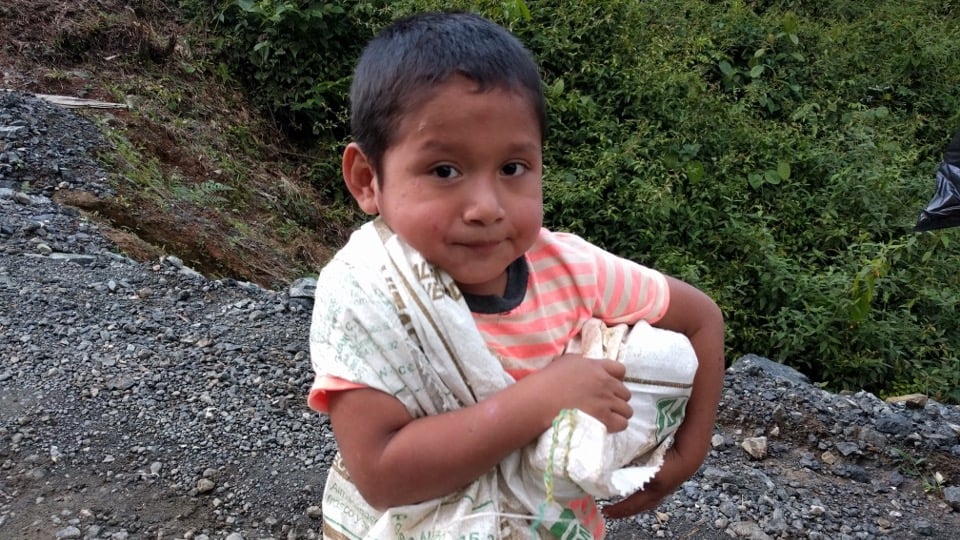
[465,229,669,379]
[308,228,669,411]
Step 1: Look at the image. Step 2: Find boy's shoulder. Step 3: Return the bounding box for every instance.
[317,221,383,281]
[532,227,587,247]
[529,227,607,260]
[530,228,660,276]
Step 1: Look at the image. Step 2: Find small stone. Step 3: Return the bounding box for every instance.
[288,277,317,299]
[196,478,216,494]
[727,520,772,539]
[914,518,934,536]
[741,436,768,460]
[306,505,322,519]
[835,441,860,456]
[710,434,725,448]
[55,526,81,539]
[943,485,960,511]
[884,393,929,408]
[14,191,32,205]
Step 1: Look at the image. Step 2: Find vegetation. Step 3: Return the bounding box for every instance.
[8,1,957,402]
[199,0,960,402]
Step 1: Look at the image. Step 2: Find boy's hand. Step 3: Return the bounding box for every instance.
[534,353,633,432]
[601,274,725,518]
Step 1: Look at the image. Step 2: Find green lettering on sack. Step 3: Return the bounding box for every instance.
[656,397,688,439]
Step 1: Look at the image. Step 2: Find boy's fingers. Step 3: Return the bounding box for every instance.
[612,397,632,420]
[602,492,658,518]
[603,411,629,433]
[601,359,626,380]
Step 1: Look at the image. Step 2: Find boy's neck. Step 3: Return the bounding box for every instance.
[460,257,528,314]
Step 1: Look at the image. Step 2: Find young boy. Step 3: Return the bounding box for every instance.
[307,11,725,539]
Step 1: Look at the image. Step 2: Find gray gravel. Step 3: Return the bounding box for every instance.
[3,90,960,539]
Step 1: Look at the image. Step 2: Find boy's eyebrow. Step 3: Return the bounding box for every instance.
[418,139,542,154]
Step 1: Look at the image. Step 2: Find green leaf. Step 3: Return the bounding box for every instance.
[777,161,791,181]
[686,161,705,184]
[748,173,764,189]
[764,169,781,184]
[783,15,799,35]
[849,295,871,321]
[551,78,565,95]
[718,60,734,77]
[663,153,680,169]
[749,65,765,78]
[235,0,258,13]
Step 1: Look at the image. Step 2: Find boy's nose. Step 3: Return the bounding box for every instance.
[463,178,506,225]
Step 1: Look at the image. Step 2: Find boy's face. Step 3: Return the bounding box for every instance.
[370,76,543,296]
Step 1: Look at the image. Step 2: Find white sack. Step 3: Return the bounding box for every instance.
[530,319,698,499]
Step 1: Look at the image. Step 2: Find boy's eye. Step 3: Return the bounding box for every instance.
[432,165,461,179]
[501,163,528,176]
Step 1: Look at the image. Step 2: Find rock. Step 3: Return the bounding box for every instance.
[14,191,32,205]
[727,520,772,539]
[711,433,725,448]
[741,436,768,460]
[944,486,960,511]
[885,393,929,409]
[288,277,317,299]
[728,354,809,385]
[196,478,216,494]
[876,413,914,436]
[55,526,81,539]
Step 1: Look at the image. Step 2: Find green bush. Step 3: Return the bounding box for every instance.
[196,0,960,402]
[528,0,960,402]
[210,0,385,137]
[382,0,960,402]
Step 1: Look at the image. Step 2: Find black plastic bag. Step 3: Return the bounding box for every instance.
[915,130,960,232]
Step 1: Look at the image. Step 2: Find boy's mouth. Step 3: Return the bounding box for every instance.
[458,239,503,254]
[458,237,503,247]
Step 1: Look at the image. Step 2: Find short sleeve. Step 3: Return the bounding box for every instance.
[551,232,670,325]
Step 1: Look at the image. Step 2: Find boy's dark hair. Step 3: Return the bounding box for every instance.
[350,11,547,177]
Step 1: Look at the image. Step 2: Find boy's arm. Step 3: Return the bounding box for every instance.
[328,353,633,510]
[604,275,725,518]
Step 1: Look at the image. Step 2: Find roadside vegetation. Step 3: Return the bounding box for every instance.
[2,0,958,402]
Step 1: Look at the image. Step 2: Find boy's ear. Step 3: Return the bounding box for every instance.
[342,142,380,215]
